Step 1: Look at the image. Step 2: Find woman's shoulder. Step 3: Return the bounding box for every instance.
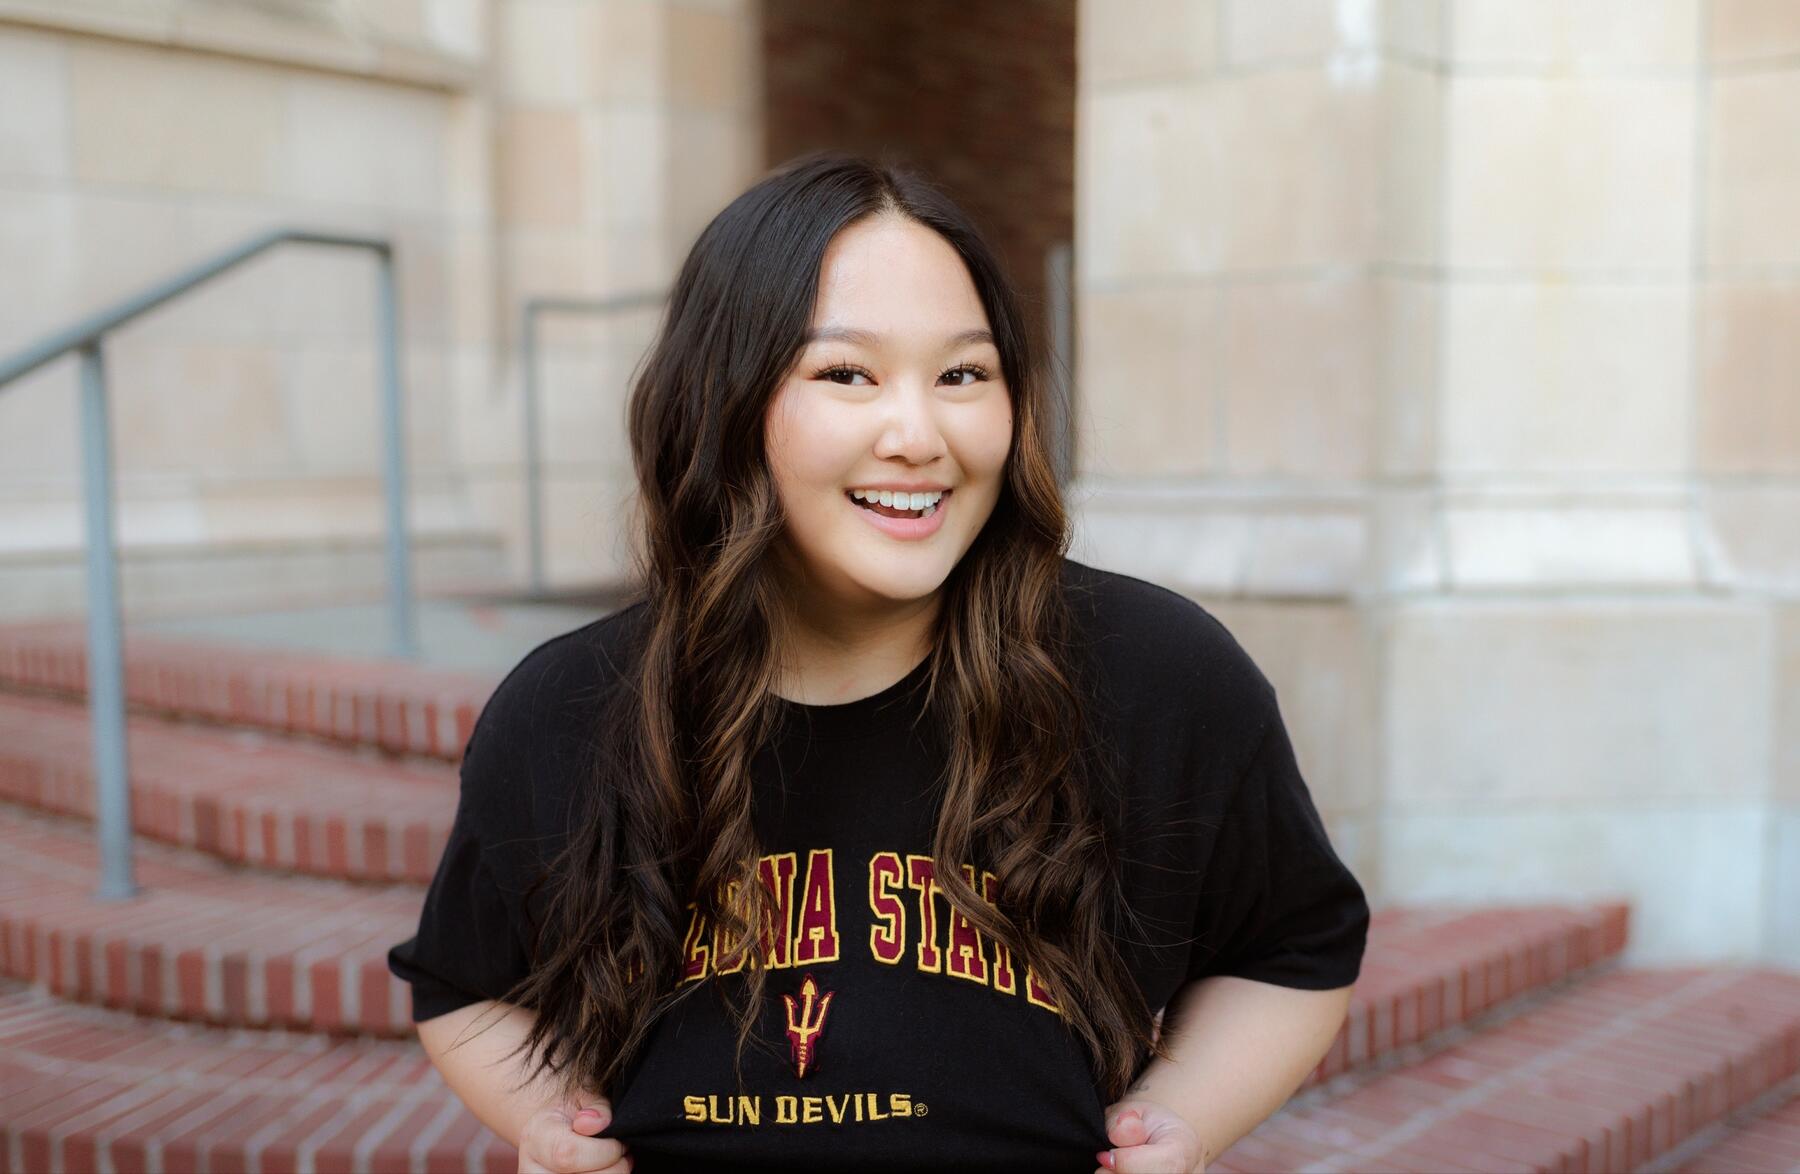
[459,599,649,794]
[1059,556,1278,731]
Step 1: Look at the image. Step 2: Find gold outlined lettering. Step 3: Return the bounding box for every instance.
[904,854,943,972]
[867,851,905,965]
[792,848,840,964]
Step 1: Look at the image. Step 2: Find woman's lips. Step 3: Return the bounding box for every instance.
[845,489,950,540]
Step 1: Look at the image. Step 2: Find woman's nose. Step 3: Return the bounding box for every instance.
[873,383,947,462]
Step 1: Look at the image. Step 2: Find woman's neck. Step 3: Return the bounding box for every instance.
[771,590,940,706]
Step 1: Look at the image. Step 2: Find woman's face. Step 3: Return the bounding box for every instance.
[765,214,1013,615]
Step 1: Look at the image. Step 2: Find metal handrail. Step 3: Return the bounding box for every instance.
[518,292,667,595]
[0,227,419,900]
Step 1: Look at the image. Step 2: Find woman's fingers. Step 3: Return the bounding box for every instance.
[516,1097,630,1173]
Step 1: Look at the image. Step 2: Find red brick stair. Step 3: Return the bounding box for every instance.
[0,691,455,883]
[0,621,493,761]
[0,804,422,1035]
[1672,1087,1800,1171]
[0,977,518,1174]
[1214,966,1800,1173]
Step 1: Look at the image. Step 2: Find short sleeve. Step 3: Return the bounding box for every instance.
[1184,701,1369,990]
[386,717,539,1022]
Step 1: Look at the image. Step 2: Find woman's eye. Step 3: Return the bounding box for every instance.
[813,364,990,386]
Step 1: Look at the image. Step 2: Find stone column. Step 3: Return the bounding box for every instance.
[1074,0,1797,964]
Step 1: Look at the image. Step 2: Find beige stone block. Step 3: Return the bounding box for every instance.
[669,2,752,111]
[497,0,598,104]
[1382,805,1766,963]
[1223,0,1375,63]
[1441,282,1690,474]
[1771,808,1800,965]
[1382,0,1445,60]
[587,106,669,229]
[1445,76,1694,270]
[499,108,585,229]
[1068,493,1254,595]
[1074,281,1223,478]
[667,109,758,248]
[70,192,194,311]
[1204,597,1376,813]
[1387,600,1771,805]
[1379,61,1442,267]
[1079,0,1216,86]
[284,343,385,471]
[359,0,428,44]
[106,338,291,475]
[1078,85,1228,281]
[0,29,69,181]
[0,190,79,341]
[1779,603,1800,803]
[503,228,608,306]
[1081,71,1377,278]
[1442,501,1700,589]
[534,350,632,469]
[423,0,485,60]
[1369,487,1445,593]
[283,73,448,215]
[1708,0,1800,62]
[1375,277,1438,476]
[1702,486,1800,592]
[447,227,499,347]
[540,470,637,585]
[443,94,495,225]
[1706,70,1800,268]
[67,41,283,196]
[1221,276,1378,479]
[1698,280,1800,475]
[1241,509,1369,597]
[0,361,77,482]
[591,0,664,101]
[1218,69,1379,269]
[1449,0,1698,68]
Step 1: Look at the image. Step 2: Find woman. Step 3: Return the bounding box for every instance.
[389,150,1369,1174]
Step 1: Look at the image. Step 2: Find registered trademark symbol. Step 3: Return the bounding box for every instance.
[914,1102,928,1116]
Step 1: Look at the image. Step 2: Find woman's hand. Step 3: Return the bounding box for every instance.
[1095,1097,1206,1173]
[517,1093,632,1173]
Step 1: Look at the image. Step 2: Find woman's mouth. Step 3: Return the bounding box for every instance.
[844,488,952,539]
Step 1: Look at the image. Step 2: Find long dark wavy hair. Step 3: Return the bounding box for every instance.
[447,148,1168,1109]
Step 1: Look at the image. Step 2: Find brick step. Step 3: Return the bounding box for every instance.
[1298,901,1630,1092]
[1672,1083,1800,1172]
[0,804,422,1036]
[1214,966,1800,1173]
[0,620,494,761]
[0,977,516,1174]
[0,691,455,884]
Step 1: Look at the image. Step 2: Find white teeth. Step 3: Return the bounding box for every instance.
[850,488,944,509]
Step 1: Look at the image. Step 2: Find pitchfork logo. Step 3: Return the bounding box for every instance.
[781,971,835,1079]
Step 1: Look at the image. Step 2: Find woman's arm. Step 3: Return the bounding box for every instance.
[416,1000,587,1149]
[1100,975,1354,1171]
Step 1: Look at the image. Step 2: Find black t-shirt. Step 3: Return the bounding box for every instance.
[387,557,1368,1172]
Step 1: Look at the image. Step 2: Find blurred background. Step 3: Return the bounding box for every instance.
[0,1,1796,1171]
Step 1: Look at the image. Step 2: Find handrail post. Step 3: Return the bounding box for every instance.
[77,341,137,900]
[522,301,546,596]
[375,247,420,660]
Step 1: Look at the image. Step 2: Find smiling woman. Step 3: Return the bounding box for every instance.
[387,149,1368,1174]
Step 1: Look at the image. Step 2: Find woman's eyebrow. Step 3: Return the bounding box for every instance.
[804,325,995,348]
